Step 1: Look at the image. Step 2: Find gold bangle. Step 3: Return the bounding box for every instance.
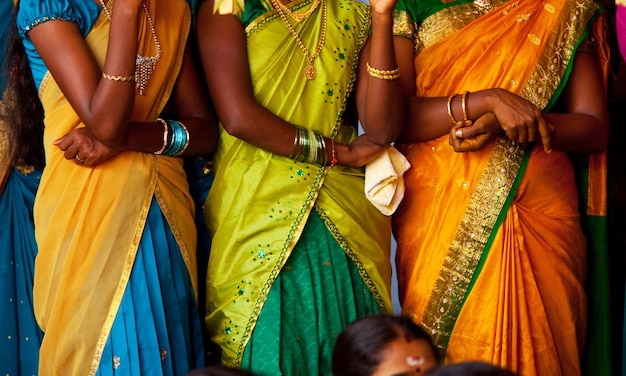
[446,94,458,125]
[461,91,470,121]
[102,72,135,82]
[366,62,400,80]
[154,118,169,155]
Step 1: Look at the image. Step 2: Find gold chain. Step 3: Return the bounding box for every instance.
[269,0,327,79]
[272,0,321,22]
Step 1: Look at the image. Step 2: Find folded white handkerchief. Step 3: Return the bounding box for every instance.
[364,146,411,216]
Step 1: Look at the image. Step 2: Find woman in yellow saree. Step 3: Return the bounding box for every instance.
[391,0,610,374]
[11,0,216,374]
[195,0,414,372]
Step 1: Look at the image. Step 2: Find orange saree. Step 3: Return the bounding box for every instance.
[392,0,604,374]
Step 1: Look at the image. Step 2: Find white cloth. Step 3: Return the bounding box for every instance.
[364,146,411,216]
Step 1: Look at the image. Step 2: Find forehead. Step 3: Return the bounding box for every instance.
[372,337,438,376]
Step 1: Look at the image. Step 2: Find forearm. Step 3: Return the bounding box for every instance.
[358,13,403,145]
[88,4,141,146]
[543,112,608,153]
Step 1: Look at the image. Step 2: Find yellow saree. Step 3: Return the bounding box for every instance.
[393,0,602,374]
[205,0,392,367]
[31,1,196,375]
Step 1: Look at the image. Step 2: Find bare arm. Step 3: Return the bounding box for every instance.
[28,0,143,148]
[354,0,413,145]
[51,36,217,166]
[543,52,609,153]
[196,0,387,167]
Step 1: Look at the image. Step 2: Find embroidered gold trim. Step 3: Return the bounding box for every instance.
[314,205,387,310]
[422,138,526,352]
[519,0,598,109]
[393,9,416,43]
[416,0,509,52]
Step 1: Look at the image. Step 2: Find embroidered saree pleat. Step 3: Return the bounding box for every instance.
[33,1,196,375]
[205,0,392,367]
[393,0,599,374]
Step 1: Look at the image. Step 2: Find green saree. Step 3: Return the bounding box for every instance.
[204,0,393,371]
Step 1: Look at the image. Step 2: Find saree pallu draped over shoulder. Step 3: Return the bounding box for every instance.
[32,1,196,375]
[205,0,393,367]
[393,0,602,374]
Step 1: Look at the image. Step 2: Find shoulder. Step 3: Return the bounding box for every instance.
[16,0,100,40]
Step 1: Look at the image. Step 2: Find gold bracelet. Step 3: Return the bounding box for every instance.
[366,62,400,80]
[154,118,169,155]
[461,91,470,121]
[446,93,459,125]
[102,72,135,82]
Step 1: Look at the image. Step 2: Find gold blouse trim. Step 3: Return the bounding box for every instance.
[393,9,416,43]
[422,138,527,352]
[416,0,509,53]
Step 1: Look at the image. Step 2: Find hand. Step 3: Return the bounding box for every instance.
[54,127,122,167]
[449,113,501,152]
[369,0,397,16]
[336,134,386,168]
[487,88,553,152]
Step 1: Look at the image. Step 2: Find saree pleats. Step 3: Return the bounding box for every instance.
[0,168,43,376]
[31,1,199,375]
[240,211,380,376]
[205,0,392,368]
[393,0,599,374]
[96,198,204,376]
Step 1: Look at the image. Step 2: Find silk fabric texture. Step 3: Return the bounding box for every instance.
[205,0,393,366]
[30,1,197,375]
[393,0,602,374]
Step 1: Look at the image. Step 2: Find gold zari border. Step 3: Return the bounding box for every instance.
[422,138,527,352]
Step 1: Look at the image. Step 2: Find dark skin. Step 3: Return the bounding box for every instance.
[398,45,609,154]
[196,0,414,168]
[27,0,216,167]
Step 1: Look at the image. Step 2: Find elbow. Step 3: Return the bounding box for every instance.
[218,111,248,139]
[363,120,403,146]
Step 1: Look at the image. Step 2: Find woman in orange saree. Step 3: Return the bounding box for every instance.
[391,0,610,374]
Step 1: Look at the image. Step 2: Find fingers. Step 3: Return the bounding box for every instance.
[538,119,554,153]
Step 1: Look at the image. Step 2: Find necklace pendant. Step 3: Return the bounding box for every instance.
[303,64,317,80]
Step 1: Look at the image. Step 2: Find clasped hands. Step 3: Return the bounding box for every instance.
[449,88,553,153]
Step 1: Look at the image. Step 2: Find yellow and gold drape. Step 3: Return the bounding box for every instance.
[32,1,196,375]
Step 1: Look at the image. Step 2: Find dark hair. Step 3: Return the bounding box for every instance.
[186,365,256,376]
[425,362,517,376]
[1,2,45,170]
[332,314,439,376]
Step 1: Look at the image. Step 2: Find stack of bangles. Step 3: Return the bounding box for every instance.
[446,91,470,125]
[154,118,190,156]
[365,62,400,80]
[289,125,337,167]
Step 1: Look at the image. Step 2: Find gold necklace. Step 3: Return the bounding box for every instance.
[273,0,321,22]
[270,0,326,79]
[99,0,161,95]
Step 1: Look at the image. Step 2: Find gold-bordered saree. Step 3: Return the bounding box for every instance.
[205,0,393,367]
[31,1,196,375]
[393,0,607,374]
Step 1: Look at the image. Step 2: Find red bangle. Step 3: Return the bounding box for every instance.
[328,138,337,168]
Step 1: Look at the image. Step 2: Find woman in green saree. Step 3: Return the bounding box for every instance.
[195,0,415,372]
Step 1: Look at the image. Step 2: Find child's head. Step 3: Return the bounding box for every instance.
[332,314,439,376]
[425,361,516,376]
